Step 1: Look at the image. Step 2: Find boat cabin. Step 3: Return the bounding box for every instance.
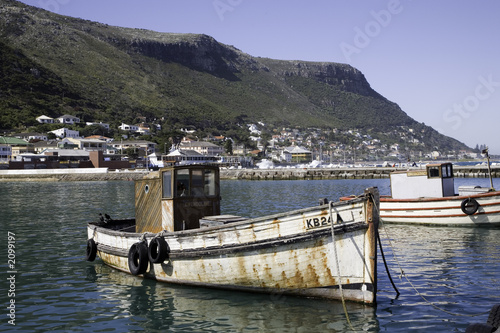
[135,164,221,233]
[390,163,455,199]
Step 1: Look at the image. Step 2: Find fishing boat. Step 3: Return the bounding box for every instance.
[86,163,380,304]
[375,153,500,227]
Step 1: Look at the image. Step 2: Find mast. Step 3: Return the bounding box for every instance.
[482,148,495,191]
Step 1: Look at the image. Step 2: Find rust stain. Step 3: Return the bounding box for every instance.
[306,263,320,286]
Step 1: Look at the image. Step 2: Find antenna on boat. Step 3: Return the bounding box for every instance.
[482,147,495,191]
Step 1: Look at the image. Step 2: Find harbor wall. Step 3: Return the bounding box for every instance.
[219,166,500,180]
[0,168,148,181]
[0,166,498,181]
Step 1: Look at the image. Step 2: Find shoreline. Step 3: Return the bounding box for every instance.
[0,165,499,182]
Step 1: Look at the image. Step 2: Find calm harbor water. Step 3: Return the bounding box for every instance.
[1,177,499,332]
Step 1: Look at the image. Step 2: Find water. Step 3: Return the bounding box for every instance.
[1,178,499,332]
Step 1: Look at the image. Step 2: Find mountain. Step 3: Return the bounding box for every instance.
[0,0,468,152]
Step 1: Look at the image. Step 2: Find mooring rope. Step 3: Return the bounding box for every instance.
[329,201,355,331]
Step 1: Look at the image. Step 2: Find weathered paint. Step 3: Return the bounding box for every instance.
[135,176,162,233]
[87,166,379,304]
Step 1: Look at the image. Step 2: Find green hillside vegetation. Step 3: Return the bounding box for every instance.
[0,0,468,153]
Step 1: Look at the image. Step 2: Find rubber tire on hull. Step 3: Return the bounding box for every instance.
[86,239,97,261]
[148,237,169,263]
[461,198,480,215]
[128,242,149,276]
[487,304,500,329]
[465,323,495,333]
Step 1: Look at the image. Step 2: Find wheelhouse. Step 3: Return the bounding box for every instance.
[135,164,221,233]
[390,163,455,199]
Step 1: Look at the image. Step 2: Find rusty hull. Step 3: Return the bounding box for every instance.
[88,188,379,304]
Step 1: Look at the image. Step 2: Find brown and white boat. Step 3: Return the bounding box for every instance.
[377,162,500,227]
[86,164,380,304]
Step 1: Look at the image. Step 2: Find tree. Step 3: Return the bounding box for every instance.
[224,139,233,155]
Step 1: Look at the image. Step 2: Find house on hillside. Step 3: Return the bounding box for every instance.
[179,141,223,156]
[0,144,11,163]
[86,122,110,130]
[84,135,113,143]
[33,140,59,153]
[49,128,80,139]
[282,145,312,163]
[56,115,80,125]
[12,132,48,142]
[63,137,107,152]
[0,136,34,159]
[119,123,139,132]
[166,149,217,165]
[109,140,156,157]
[36,115,54,124]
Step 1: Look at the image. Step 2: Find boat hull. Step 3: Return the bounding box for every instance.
[87,190,379,304]
[380,191,500,227]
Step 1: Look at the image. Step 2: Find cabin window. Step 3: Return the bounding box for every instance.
[204,169,216,196]
[441,164,453,178]
[191,169,205,197]
[175,169,190,197]
[428,166,440,178]
[162,171,172,198]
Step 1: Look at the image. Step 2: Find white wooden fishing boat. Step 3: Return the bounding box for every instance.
[379,162,500,227]
[86,164,380,304]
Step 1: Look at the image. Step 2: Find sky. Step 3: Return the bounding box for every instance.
[17,0,500,154]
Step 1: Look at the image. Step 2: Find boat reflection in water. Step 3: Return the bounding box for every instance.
[87,263,379,332]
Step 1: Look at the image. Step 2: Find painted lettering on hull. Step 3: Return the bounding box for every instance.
[306,214,343,229]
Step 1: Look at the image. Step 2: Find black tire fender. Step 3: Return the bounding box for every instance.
[465,323,495,333]
[461,198,479,215]
[86,239,97,262]
[487,304,500,329]
[148,237,169,263]
[128,242,149,276]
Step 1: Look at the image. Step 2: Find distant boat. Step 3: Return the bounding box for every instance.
[341,158,500,227]
[86,164,380,304]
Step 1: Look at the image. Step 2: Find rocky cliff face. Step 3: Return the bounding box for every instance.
[2,0,468,153]
[264,60,381,97]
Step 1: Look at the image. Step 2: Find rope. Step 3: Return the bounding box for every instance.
[376,229,399,296]
[329,201,355,331]
[373,202,489,317]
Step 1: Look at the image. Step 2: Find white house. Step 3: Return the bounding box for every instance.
[137,125,150,135]
[119,123,139,132]
[13,133,48,142]
[110,140,157,156]
[63,137,107,151]
[49,128,80,139]
[56,115,80,125]
[86,122,110,130]
[0,144,11,162]
[36,115,54,124]
[179,141,224,156]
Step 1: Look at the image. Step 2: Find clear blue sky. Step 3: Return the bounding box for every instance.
[18,0,500,154]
